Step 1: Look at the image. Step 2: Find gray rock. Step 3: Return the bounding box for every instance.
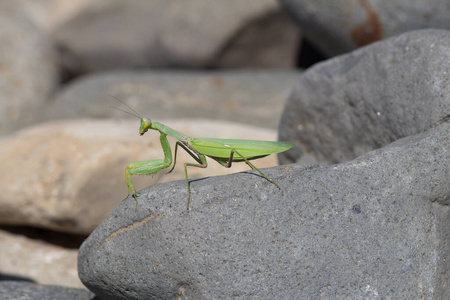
[43,70,300,129]
[0,281,97,300]
[78,121,449,299]
[53,0,300,74]
[78,29,450,299]
[5,0,91,32]
[214,10,301,69]
[279,0,450,56]
[278,29,450,165]
[0,4,58,136]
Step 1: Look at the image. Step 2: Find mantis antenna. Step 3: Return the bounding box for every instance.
[109,95,142,119]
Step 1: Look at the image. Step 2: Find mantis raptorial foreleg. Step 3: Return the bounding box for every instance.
[168,141,208,210]
[126,132,172,209]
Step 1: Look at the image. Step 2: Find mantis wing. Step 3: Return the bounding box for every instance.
[188,138,294,159]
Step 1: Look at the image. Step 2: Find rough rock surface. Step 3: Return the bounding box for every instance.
[78,30,450,299]
[78,122,449,299]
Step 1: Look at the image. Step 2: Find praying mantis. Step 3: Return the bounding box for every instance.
[115,99,294,210]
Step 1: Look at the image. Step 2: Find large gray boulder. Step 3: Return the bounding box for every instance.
[278,29,450,165]
[78,30,450,299]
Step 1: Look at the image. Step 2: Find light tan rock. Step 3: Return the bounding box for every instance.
[0,119,281,234]
[0,229,82,288]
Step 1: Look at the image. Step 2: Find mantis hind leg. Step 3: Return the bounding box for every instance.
[226,149,281,190]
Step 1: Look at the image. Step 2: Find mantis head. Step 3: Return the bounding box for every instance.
[139,118,152,136]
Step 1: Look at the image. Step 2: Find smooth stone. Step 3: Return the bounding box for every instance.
[0,4,58,136]
[0,229,82,288]
[53,0,300,73]
[7,0,91,31]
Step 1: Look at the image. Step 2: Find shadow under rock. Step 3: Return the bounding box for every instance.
[0,225,88,249]
[0,273,34,282]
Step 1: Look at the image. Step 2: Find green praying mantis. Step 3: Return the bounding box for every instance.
[115,99,294,210]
